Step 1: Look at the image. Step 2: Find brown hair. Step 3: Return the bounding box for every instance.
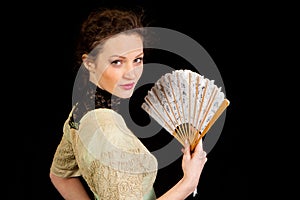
[72,7,145,91]
[75,7,145,67]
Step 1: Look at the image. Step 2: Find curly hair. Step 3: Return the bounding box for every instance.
[71,7,145,93]
[75,7,145,67]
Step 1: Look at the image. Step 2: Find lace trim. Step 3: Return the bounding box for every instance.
[69,82,121,129]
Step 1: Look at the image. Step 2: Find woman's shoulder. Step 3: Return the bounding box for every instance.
[79,108,128,132]
[79,108,154,153]
[80,108,123,123]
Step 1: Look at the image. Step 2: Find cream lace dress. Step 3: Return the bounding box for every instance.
[50,107,158,200]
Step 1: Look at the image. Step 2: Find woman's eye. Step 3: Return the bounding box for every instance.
[111,60,122,65]
[134,57,143,63]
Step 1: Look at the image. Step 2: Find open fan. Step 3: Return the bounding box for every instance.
[141,69,230,152]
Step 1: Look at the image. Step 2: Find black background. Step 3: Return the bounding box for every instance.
[5,0,261,199]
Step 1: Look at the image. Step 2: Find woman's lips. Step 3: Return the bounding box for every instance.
[120,82,135,90]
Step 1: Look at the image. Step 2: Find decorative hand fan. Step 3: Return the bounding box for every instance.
[141,69,230,152]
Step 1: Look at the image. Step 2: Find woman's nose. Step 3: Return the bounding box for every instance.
[123,63,136,79]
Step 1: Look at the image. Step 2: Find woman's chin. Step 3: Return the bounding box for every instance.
[115,91,134,99]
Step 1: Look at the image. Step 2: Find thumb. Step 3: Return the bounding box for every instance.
[195,138,204,152]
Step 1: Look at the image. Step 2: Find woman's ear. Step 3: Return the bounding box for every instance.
[82,54,96,73]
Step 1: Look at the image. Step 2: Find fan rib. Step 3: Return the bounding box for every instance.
[192,75,201,146]
[161,78,184,144]
[176,72,189,141]
[191,98,230,150]
[201,98,230,138]
[144,96,183,143]
[195,78,208,136]
[190,78,208,151]
[152,86,184,143]
[144,96,173,133]
[166,75,186,145]
[198,85,218,133]
[188,72,192,144]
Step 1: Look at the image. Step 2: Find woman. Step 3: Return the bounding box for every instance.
[49,7,207,200]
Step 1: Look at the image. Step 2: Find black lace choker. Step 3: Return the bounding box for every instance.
[69,81,121,129]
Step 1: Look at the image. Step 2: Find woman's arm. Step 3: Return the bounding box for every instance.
[49,172,91,200]
[157,139,207,200]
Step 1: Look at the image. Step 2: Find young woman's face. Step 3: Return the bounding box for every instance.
[92,34,144,98]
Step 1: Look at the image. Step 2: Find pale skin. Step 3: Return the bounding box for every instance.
[50,33,207,199]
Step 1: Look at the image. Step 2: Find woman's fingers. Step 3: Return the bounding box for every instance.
[181,139,191,159]
[198,151,207,160]
[181,139,208,162]
[195,138,203,151]
[193,139,207,161]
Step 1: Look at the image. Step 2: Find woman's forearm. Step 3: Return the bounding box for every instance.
[157,177,196,200]
[49,172,91,200]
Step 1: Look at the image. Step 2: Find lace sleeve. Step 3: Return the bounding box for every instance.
[50,109,81,178]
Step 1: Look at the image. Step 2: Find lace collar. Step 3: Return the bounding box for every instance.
[69,81,121,129]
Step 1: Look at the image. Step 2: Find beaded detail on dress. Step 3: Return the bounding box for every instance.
[69,81,121,129]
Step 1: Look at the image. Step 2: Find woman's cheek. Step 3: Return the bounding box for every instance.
[135,66,143,80]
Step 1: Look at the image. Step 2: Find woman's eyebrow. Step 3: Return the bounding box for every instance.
[110,55,126,59]
[135,52,144,58]
[110,52,144,59]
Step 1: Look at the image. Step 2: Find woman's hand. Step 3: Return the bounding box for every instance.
[181,139,208,192]
[156,139,208,200]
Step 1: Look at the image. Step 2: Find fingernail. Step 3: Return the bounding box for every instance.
[185,139,188,145]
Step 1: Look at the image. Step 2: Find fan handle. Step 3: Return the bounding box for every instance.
[190,98,230,151]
